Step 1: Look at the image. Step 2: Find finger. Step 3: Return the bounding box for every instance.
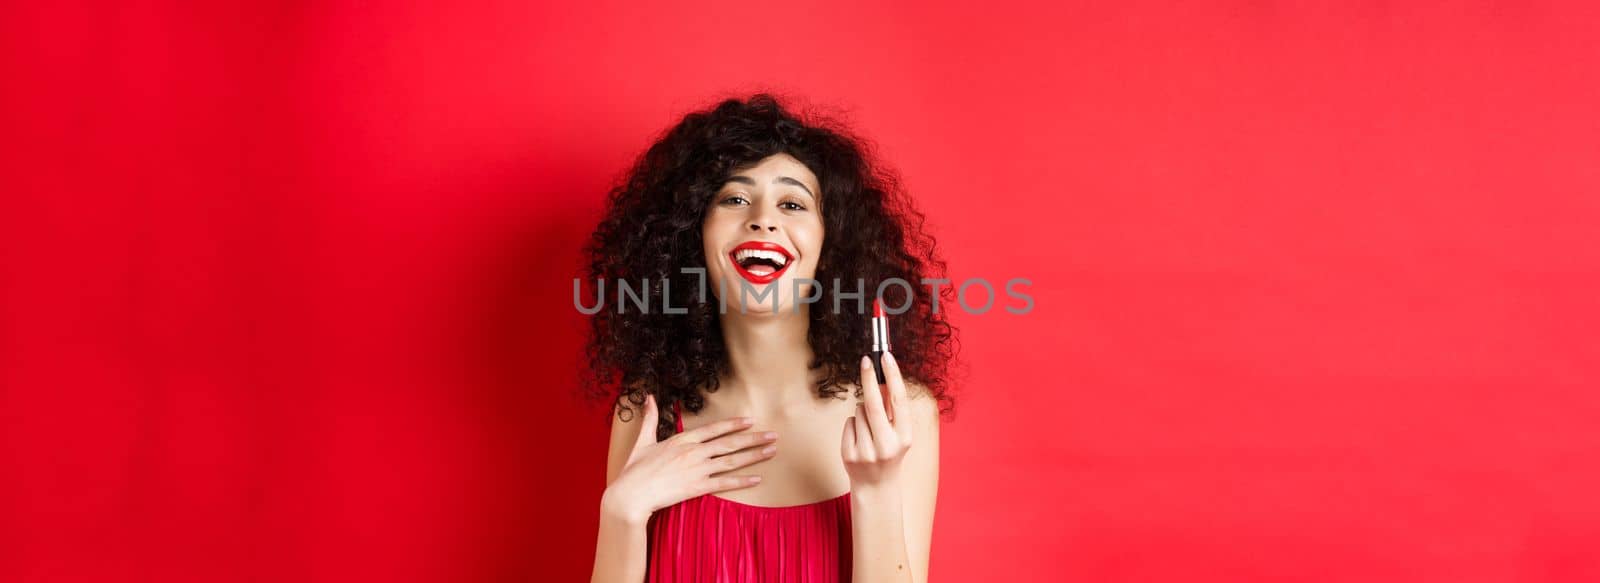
[678,414,754,444]
[857,357,896,445]
[705,474,764,494]
[857,352,896,426]
[636,393,660,447]
[842,415,857,460]
[860,354,881,401]
[882,351,911,435]
[860,355,887,423]
[704,428,779,457]
[705,441,778,475]
[853,403,873,454]
[882,384,895,423]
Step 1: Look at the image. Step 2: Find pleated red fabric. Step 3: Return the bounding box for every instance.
[645,401,854,583]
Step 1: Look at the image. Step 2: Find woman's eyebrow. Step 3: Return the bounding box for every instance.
[725,175,817,200]
[775,176,816,199]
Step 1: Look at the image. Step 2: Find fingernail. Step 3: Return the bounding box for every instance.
[742,417,754,426]
[762,445,776,454]
[749,476,762,483]
[763,431,777,439]
[884,351,895,364]
[861,355,871,369]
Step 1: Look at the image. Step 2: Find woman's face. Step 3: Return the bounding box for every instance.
[702,153,824,314]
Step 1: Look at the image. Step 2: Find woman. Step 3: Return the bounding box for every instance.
[585,94,956,583]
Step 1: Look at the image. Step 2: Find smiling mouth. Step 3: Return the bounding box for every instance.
[728,243,793,284]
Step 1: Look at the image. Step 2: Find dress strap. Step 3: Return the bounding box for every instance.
[673,400,684,434]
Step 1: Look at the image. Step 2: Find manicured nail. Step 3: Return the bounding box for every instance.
[861,355,872,369]
[884,351,895,365]
[749,476,762,483]
[762,445,776,455]
[763,431,777,439]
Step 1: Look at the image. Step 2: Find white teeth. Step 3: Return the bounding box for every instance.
[733,248,789,266]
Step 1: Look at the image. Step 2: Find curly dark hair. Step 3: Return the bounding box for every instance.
[582,93,958,441]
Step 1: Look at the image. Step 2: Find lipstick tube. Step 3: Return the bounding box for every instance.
[870,299,891,385]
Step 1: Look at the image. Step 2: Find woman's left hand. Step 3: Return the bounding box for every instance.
[842,351,913,488]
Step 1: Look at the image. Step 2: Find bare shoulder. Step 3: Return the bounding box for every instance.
[609,397,648,438]
[605,395,650,486]
[901,380,941,423]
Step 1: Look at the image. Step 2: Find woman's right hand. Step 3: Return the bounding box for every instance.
[601,393,779,524]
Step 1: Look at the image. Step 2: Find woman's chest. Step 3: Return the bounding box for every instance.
[686,402,856,506]
[724,418,851,506]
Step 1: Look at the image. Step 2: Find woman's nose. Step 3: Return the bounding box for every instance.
[747,221,777,232]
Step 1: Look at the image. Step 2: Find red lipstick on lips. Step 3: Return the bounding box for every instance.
[728,241,794,285]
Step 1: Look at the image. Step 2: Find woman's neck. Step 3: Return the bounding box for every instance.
[716,304,819,419]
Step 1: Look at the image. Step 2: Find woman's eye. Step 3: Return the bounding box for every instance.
[721,195,749,206]
[780,201,806,211]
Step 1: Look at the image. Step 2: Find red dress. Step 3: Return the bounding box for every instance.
[646,401,854,582]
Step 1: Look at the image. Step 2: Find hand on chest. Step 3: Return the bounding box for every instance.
[691,403,856,506]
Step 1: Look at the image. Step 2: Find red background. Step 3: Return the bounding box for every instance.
[4,1,1598,581]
